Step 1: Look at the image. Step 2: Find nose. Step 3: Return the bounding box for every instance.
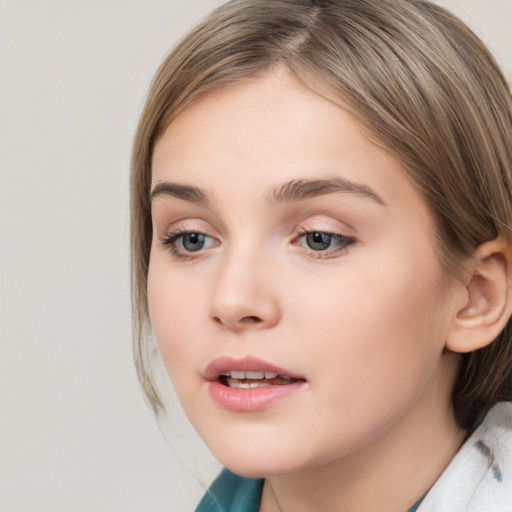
[208,248,281,332]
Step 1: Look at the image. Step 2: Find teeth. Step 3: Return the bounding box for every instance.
[219,370,295,386]
[245,371,265,379]
[226,379,271,389]
[220,370,281,379]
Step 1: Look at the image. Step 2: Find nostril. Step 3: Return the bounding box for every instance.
[240,315,263,324]
[211,314,263,327]
[211,314,264,328]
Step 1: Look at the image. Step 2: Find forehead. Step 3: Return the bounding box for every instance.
[151,69,429,223]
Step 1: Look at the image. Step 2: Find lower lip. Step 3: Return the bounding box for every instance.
[208,380,305,412]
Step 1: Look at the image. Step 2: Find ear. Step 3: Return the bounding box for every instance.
[446,238,512,354]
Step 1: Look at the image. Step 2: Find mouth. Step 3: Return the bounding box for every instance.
[205,355,305,385]
[219,370,298,389]
[204,356,306,412]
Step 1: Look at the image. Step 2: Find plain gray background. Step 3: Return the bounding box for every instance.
[1,1,511,511]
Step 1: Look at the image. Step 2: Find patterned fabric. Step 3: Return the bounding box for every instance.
[195,402,512,511]
[418,402,512,511]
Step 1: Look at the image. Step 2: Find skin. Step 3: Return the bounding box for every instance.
[148,69,468,511]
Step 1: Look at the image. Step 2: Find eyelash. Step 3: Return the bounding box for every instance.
[159,227,357,261]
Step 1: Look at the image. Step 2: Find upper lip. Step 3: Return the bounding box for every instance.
[204,355,305,381]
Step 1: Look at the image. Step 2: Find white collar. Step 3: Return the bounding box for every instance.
[419,402,512,511]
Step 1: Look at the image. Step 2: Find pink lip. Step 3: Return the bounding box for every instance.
[204,356,306,412]
[204,355,304,381]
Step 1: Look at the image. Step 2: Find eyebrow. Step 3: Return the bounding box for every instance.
[150,182,211,205]
[150,176,386,207]
[269,177,386,206]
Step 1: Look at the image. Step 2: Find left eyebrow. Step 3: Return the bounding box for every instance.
[268,177,387,206]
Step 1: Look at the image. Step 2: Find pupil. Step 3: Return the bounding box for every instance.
[307,232,331,250]
[183,233,205,251]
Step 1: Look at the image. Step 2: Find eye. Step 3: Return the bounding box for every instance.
[304,232,334,251]
[295,230,356,257]
[180,232,208,252]
[160,230,218,259]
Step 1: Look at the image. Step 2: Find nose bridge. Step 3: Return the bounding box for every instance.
[209,237,280,331]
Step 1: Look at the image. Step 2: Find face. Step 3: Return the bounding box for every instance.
[148,70,462,478]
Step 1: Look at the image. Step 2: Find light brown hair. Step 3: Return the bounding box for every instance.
[131,0,512,429]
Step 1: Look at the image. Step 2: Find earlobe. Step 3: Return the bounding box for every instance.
[446,238,512,354]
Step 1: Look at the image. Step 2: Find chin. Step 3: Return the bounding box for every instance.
[219,458,298,479]
[205,432,324,479]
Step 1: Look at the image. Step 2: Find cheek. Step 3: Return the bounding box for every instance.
[147,259,203,380]
[292,242,451,393]
[278,251,453,457]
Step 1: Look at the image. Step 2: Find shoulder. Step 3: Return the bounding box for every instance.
[195,468,264,512]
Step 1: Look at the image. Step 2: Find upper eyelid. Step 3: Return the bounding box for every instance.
[156,219,218,237]
[158,223,353,241]
[162,227,355,248]
[294,230,356,245]
[295,218,356,237]
[157,215,357,244]
[153,204,358,232]
[161,227,217,243]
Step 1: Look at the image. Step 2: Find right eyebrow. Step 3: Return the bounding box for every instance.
[150,181,211,205]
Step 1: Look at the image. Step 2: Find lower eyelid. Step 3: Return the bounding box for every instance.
[303,244,356,260]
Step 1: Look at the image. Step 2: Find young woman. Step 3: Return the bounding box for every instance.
[130,0,512,510]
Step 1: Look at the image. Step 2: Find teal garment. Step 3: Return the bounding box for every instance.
[408,494,426,512]
[195,469,263,512]
[195,469,426,511]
